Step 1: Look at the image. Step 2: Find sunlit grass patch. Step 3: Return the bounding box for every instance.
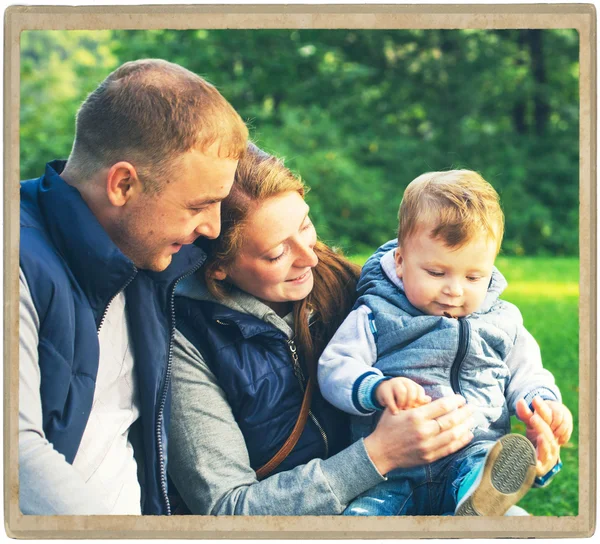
[504,281,578,298]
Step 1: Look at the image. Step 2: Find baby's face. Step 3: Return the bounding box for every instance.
[395,229,497,318]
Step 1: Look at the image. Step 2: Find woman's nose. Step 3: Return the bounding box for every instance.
[296,241,318,268]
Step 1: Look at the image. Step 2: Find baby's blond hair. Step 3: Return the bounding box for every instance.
[398,170,504,253]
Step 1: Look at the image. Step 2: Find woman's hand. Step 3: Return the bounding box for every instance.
[363,394,474,475]
[516,397,563,476]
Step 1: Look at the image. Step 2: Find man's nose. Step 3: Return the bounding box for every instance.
[194,205,221,240]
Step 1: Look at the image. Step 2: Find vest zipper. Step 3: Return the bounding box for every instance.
[287,339,329,459]
[96,270,137,333]
[158,259,205,515]
[450,317,470,396]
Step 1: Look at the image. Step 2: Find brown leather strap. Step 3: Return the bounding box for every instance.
[255,377,315,480]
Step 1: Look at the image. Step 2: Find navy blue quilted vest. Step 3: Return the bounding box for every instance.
[20,161,206,514]
[175,297,350,474]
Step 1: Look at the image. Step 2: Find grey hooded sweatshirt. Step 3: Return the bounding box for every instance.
[168,274,386,515]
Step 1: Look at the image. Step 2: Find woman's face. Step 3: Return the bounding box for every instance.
[219,191,318,313]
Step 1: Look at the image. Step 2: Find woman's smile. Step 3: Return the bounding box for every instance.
[286,269,313,283]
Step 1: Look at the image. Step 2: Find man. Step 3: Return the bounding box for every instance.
[19,59,248,515]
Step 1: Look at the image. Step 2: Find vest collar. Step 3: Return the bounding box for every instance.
[207,303,287,340]
[38,160,206,313]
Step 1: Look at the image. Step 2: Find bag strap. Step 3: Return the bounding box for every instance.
[255,376,315,480]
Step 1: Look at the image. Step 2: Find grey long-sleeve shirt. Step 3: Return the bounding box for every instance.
[19,269,141,515]
[19,270,111,514]
[168,277,386,515]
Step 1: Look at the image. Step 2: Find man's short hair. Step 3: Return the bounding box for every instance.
[67,59,248,192]
[398,170,505,254]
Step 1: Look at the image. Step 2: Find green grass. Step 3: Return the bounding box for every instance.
[348,254,579,516]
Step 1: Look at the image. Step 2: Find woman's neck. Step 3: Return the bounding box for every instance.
[265,300,293,318]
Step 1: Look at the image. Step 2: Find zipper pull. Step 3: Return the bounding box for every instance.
[287,339,306,387]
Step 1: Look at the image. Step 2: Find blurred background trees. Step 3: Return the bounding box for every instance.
[20,29,579,256]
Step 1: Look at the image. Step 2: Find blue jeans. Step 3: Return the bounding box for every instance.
[344,441,493,516]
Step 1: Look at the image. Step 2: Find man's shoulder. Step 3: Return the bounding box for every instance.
[20,177,44,227]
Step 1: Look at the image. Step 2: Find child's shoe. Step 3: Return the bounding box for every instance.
[455,434,537,516]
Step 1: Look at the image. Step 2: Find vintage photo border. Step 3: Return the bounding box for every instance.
[3,3,596,539]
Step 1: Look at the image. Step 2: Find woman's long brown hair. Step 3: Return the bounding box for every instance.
[203,142,361,379]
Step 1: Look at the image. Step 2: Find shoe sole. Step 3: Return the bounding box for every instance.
[455,434,537,516]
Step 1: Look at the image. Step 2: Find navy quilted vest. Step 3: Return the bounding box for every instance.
[175,296,349,474]
[19,161,206,514]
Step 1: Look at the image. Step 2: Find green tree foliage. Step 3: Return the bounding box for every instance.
[20,29,579,255]
[20,30,118,181]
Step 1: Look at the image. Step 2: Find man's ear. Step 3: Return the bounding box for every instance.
[394,247,404,279]
[106,162,142,207]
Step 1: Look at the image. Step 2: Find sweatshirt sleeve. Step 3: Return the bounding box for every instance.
[318,305,387,416]
[18,269,111,515]
[504,324,561,415]
[168,329,385,516]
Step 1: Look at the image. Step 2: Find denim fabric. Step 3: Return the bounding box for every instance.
[343,441,493,516]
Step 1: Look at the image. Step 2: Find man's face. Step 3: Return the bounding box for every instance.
[110,144,238,271]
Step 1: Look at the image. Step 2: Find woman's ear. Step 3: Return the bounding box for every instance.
[212,268,227,281]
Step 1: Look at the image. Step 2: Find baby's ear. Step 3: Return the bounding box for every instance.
[394,248,404,279]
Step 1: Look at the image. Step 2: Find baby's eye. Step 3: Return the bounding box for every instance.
[426,270,444,277]
[467,276,482,282]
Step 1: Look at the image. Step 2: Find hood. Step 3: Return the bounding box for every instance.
[175,272,294,337]
[359,239,508,317]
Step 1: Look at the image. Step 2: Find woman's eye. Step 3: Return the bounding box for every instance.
[426,270,444,277]
[301,219,313,231]
[268,247,288,262]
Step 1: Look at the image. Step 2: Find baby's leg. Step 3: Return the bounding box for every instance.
[343,467,425,516]
[453,434,536,516]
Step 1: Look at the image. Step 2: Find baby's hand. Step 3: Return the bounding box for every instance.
[516,397,571,476]
[375,377,431,415]
[539,399,573,446]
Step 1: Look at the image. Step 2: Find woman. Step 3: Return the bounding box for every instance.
[167,143,478,515]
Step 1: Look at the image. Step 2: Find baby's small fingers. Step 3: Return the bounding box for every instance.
[406,384,421,407]
[535,436,558,475]
[515,399,534,424]
[532,397,554,426]
[555,421,572,445]
[415,384,429,404]
[377,386,395,411]
[392,383,408,408]
[550,410,564,433]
